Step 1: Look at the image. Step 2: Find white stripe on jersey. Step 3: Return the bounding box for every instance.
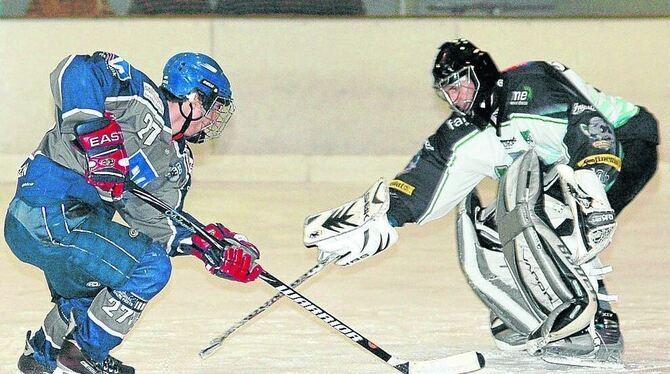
[165,191,180,254]
[105,95,170,132]
[417,128,484,224]
[62,108,103,119]
[54,55,103,119]
[56,54,77,110]
[164,141,185,253]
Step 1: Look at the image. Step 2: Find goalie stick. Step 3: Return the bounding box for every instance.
[199,255,337,359]
[126,182,485,373]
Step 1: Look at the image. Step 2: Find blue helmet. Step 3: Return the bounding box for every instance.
[162,52,235,142]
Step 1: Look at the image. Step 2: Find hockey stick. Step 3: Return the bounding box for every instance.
[126,182,485,373]
[199,255,336,359]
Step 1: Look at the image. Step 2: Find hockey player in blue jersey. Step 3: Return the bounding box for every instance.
[6,51,263,374]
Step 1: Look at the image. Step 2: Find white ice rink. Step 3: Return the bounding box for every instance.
[2,174,669,373]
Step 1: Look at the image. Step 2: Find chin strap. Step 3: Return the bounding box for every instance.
[467,90,500,136]
[487,87,503,137]
[172,101,204,141]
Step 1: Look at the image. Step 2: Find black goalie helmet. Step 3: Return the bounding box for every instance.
[432,39,500,125]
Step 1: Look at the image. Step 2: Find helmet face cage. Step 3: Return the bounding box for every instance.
[434,65,480,116]
[186,91,235,143]
[198,94,235,142]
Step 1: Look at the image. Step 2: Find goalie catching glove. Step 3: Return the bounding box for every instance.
[191,223,263,282]
[304,179,399,266]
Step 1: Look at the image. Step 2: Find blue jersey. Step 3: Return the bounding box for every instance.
[28,52,194,251]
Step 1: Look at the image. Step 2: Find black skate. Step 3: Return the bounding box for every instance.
[594,309,622,346]
[17,331,53,374]
[55,337,134,374]
[541,309,624,369]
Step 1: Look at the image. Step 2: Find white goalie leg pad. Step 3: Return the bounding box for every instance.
[556,165,616,264]
[494,150,599,354]
[544,178,618,302]
[456,191,541,336]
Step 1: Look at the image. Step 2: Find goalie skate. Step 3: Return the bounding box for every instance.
[490,314,526,352]
[541,310,624,369]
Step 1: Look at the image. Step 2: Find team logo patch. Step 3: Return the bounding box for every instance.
[576,154,622,171]
[571,103,596,115]
[166,162,184,182]
[100,158,115,167]
[94,51,132,81]
[166,147,194,187]
[509,85,533,106]
[580,117,615,151]
[128,150,159,188]
[444,116,470,130]
[389,180,415,196]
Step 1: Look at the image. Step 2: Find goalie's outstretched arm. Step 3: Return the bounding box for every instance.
[304,119,497,267]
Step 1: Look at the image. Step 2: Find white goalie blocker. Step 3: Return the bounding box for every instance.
[456,149,618,355]
[304,178,398,266]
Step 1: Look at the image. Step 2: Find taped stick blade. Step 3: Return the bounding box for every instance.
[409,351,485,374]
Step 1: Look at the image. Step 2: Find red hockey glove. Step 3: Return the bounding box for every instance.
[191,223,263,283]
[75,112,129,202]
